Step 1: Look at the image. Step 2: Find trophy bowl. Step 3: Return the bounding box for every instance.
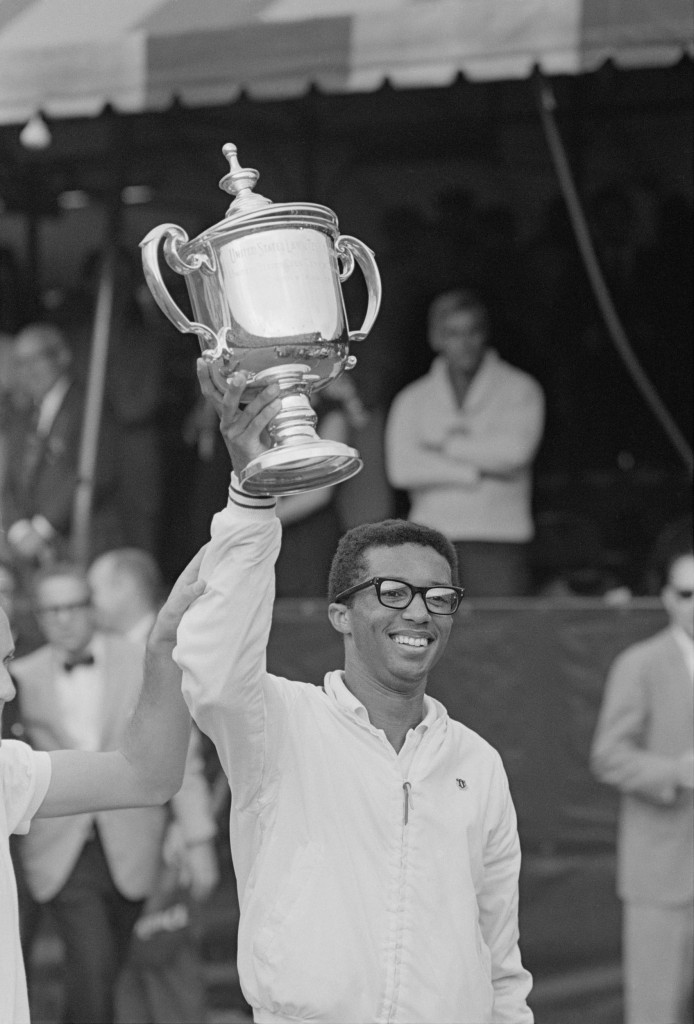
[140,143,381,495]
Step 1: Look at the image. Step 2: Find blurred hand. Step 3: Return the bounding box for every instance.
[9,524,50,561]
[183,840,220,902]
[325,373,370,429]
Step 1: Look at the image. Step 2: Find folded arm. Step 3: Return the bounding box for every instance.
[385,394,480,490]
[441,382,545,476]
[386,379,544,490]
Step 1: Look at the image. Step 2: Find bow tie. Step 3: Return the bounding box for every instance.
[62,654,95,672]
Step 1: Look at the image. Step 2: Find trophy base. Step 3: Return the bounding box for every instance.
[240,440,363,496]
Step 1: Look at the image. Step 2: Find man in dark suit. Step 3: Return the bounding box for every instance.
[1,322,123,569]
[11,560,217,1024]
[591,547,694,1024]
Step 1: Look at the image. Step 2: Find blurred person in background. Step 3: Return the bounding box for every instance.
[11,561,217,1024]
[0,550,203,1024]
[385,288,545,596]
[1,323,124,574]
[0,332,20,534]
[591,546,694,1024]
[87,546,220,1023]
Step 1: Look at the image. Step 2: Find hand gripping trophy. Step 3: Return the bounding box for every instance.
[140,144,381,495]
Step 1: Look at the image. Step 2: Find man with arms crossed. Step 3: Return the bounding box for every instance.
[1,551,204,1024]
[174,362,533,1024]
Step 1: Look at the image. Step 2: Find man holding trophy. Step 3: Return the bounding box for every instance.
[171,361,533,1024]
[141,142,532,1022]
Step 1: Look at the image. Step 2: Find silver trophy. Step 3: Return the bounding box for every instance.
[140,143,381,495]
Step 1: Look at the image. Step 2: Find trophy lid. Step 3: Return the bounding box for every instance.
[210,142,339,236]
[219,143,273,219]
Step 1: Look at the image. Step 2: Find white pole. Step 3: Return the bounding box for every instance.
[70,247,115,565]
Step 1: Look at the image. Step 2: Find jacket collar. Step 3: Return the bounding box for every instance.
[323,669,442,736]
[429,349,501,411]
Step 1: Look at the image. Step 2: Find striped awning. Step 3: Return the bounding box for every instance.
[0,0,692,125]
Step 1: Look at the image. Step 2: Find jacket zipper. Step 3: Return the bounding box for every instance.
[402,780,413,825]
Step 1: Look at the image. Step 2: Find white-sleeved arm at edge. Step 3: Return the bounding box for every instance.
[1,742,52,835]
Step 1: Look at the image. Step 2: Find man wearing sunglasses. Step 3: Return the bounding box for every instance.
[174,362,533,1024]
[591,547,694,1024]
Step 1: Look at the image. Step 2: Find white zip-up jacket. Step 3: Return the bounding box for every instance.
[175,479,533,1024]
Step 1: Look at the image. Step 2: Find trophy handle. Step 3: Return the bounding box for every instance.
[336,235,382,343]
[140,224,218,349]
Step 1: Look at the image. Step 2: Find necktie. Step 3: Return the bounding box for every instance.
[21,406,44,483]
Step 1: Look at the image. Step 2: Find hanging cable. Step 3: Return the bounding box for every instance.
[534,72,693,476]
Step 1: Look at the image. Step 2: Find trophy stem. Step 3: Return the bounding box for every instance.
[239,365,362,495]
[268,392,320,446]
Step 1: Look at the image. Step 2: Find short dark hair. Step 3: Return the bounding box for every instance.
[328,519,458,602]
[428,288,490,336]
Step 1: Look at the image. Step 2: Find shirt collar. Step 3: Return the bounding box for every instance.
[323,670,438,734]
[430,348,499,406]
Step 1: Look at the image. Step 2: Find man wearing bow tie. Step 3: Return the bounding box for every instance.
[10,561,217,1024]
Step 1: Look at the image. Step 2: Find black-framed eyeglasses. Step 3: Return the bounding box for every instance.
[37,600,91,617]
[334,577,464,615]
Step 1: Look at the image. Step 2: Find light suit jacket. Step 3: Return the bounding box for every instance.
[591,628,694,906]
[12,633,216,902]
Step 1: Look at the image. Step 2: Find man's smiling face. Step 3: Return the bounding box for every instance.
[333,543,455,695]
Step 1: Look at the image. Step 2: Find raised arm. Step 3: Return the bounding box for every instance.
[174,363,298,809]
[36,550,205,818]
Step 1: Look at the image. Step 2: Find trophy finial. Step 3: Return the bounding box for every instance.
[219,143,272,217]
